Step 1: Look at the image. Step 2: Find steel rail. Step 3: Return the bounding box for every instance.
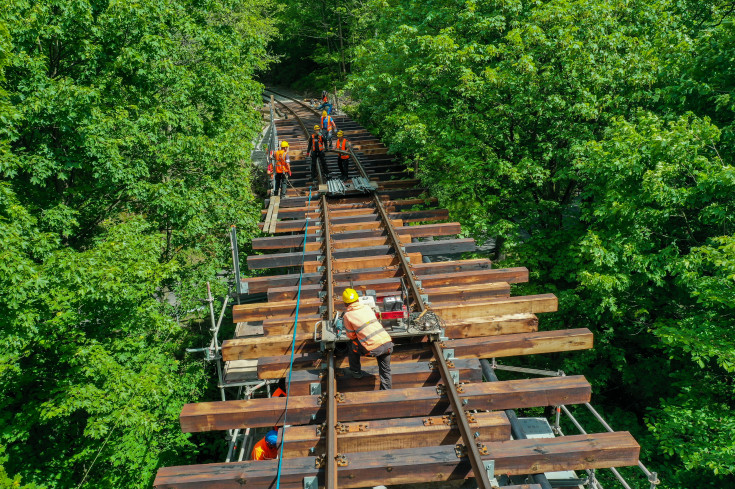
[321,194,338,489]
[266,87,491,489]
[270,89,337,487]
[348,147,493,489]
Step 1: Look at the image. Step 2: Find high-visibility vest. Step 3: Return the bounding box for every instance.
[322,94,328,103]
[251,438,278,460]
[274,150,289,173]
[336,138,349,159]
[321,115,334,130]
[311,133,324,152]
[273,387,286,397]
[342,302,392,352]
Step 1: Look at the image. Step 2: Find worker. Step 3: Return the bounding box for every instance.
[316,90,332,114]
[273,141,291,198]
[334,130,351,180]
[272,378,287,398]
[307,124,328,181]
[341,288,394,390]
[320,110,337,149]
[251,429,279,460]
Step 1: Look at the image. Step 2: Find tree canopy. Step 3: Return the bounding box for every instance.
[0,0,275,486]
[345,0,735,486]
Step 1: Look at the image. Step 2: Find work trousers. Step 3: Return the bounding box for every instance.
[337,157,350,180]
[274,172,287,197]
[310,151,327,180]
[349,341,393,390]
[321,129,334,149]
[317,102,332,114]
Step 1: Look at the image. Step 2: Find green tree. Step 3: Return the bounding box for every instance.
[0,0,274,486]
[576,113,735,484]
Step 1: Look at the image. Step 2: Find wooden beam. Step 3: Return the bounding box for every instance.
[425,282,511,303]
[431,294,558,320]
[443,313,538,338]
[420,267,529,287]
[280,411,510,457]
[250,222,461,250]
[251,328,593,376]
[283,359,483,396]
[304,252,422,274]
[154,432,639,488]
[179,375,592,431]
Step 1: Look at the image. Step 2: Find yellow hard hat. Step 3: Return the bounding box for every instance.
[337,130,344,137]
[314,124,320,131]
[342,288,359,304]
[281,141,289,148]
[322,110,328,116]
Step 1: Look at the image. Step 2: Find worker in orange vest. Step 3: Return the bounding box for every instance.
[307,125,328,181]
[272,378,287,398]
[341,288,394,390]
[334,130,351,181]
[273,141,291,198]
[251,429,279,460]
[320,110,337,149]
[316,90,332,114]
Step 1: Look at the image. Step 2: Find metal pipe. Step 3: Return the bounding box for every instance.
[493,363,563,377]
[559,405,634,489]
[225,428,240,462]
[480,359,553,489]
[238,427,251,462]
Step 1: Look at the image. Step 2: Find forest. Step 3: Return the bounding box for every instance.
[0,0,733,488]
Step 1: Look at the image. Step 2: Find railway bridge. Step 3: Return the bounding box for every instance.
[153,90,654,489]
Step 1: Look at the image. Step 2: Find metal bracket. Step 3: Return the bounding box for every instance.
[428,359,454,370]
[335,453,349,467]
[483,460,495,481]
[309,383,322,395]
[455,443,489,458]
[303,476,318,489]
[336,422,369,434]
[449,369,459,384]
[443,348,455,360]
[317,266,325,272]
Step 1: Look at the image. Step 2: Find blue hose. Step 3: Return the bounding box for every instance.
[274,187,313,489]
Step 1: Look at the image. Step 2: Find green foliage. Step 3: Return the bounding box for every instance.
[0,446,42,489]
[346,0,735,486]
[577,113,735,479]
[0,0,273,487]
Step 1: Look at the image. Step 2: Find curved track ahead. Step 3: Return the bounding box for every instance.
[153,91,641,489]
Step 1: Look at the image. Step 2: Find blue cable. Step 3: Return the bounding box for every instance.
[274,186,313,489]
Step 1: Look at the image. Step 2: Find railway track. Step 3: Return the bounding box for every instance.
[153,90,641,489]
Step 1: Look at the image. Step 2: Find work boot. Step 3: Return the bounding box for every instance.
[349,369,366,379]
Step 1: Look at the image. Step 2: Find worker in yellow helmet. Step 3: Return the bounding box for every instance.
[320,110,337,149]
[307,124,327,181]
[272,141,291,198]
[334,130,350,181]
[341,288,393,389]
